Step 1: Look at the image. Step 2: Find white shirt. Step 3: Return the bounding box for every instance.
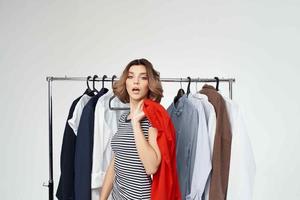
[191,93,217,200]
[186,94,212,200]
[224,97,256,200]
[68,94,92,135]
[92,92,127,189]
[192,93,217,154]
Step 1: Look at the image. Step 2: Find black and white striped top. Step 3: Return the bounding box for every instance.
[111,112,152,200]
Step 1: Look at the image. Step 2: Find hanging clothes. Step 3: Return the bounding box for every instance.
[68,94,93,135]
[56,79,254,200]
[143,99,181,200]
[224,97,256,200]
[56,95,82,200]
[191,93,217,200]
[186,94,212,200]
[200,84,232,200]
[74,88,108,200]
[191,93,216,154]
[92,92,126,200]
[167,95,199,199]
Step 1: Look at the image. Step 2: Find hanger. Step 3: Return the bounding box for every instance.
[86,75,92,92]
[111,75,117,89]
[108,75,130,110]
[102,75,108,89]
[186,76,191,96]
[174,78,185,104]
[92,75,99,93]
[84,76,96,96]
[195,77,199,92]
[214,76,219,91]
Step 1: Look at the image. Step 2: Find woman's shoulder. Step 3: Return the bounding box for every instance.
[141,116,152,128]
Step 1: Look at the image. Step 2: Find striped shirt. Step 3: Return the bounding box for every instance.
[111,112,152,200]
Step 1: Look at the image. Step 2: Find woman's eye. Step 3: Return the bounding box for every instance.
[127,76,133,79]
[141,77,148,80]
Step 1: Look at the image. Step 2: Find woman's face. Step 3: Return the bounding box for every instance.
[126,64,149,102]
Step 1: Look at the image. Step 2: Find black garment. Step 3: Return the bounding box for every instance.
[74,88,108,200]
[56,89,95,200]
[56,95,82,200]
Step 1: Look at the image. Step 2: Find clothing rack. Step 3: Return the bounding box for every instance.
[44,76,235,200]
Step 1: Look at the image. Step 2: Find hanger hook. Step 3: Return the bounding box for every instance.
[187,76,191,95]
[180,78,183,89]
[214,76,220,91]
[92,75,99,92]
[102,75,107,88]
[86,76,92,90]
[111,75,117,89]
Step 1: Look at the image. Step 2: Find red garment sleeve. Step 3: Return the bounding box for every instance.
[143,99,181,200]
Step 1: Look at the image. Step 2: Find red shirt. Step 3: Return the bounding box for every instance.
[143,99,181,200]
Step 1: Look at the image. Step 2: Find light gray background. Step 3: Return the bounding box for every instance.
[1,0,299,199]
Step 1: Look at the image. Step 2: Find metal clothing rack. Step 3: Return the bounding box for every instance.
[44,76,235,200]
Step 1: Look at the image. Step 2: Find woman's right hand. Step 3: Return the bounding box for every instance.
[131,100,145,125]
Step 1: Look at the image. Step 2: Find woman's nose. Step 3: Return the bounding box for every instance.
[133,77,139,84]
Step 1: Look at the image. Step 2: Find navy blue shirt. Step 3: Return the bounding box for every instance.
[74,88,108,200]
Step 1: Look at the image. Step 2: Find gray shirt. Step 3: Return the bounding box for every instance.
[167,95,199,199]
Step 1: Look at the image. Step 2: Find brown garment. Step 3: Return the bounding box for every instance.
[200,84,232,200]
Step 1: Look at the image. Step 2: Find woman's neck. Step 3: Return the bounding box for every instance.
[128,98,145,118]
[129,100,139,114]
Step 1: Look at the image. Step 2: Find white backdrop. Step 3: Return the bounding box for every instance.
[1,0,299,199]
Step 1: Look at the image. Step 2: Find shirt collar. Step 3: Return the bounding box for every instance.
[191,92,208,101]
[172,95,188,116]
[202,84,216,90]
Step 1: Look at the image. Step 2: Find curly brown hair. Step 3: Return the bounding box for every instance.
[113,58,163,103]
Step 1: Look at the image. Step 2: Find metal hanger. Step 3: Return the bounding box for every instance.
[174,77,185,104]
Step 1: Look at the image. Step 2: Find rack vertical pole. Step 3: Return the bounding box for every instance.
[47,77,54,200]
[229,79,233,99]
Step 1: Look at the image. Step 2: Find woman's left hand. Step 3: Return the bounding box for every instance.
[131,100,145,124]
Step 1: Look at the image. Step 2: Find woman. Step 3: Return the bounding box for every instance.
[100,58,164,200]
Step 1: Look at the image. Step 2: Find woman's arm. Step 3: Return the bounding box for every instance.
[99,154,115,200]
[132,122,162,175]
